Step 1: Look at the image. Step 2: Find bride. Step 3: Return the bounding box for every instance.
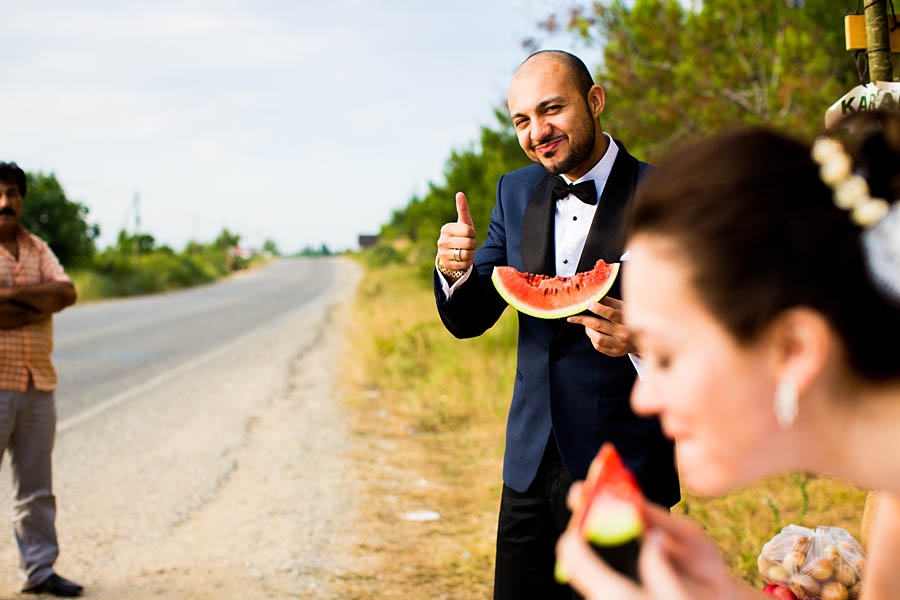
[557,110,900,600]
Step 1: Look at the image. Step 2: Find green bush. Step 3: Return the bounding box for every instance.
[68,269,118,302]
[362,244,408,268]
[76,245,238,299]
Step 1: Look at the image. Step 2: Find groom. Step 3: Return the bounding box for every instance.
[433,51,680,599]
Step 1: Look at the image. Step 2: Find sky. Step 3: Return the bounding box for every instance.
[4,1,598,254]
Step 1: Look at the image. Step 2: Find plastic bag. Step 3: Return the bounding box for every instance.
[757,525,866,600]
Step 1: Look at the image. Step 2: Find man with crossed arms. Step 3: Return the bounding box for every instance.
[0,161,82,597]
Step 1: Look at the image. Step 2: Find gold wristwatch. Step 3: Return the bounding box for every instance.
[437,257,467,279]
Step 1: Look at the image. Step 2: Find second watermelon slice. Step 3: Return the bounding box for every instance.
[556,442,645,583]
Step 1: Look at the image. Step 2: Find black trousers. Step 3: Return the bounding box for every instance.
[493,435,578,600]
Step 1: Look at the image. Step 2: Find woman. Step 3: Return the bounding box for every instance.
[556,110,900,599]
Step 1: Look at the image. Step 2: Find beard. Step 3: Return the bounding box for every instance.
[537,116,596,176]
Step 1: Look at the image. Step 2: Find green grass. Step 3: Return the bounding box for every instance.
[68,251,267,302]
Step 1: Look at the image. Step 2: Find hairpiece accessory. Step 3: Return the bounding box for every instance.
[774,378,799,430]
[811,137,889,226]
[811,136,900,302]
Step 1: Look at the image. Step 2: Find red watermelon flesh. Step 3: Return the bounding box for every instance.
[556,443,645,583]
[491,259,619,319]
[763,586,798,600]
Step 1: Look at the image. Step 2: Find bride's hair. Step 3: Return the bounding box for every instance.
[629,111,900,381]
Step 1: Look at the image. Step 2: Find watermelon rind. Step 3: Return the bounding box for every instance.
[583,497,644,546]
[553,560,570,584]
[491,262,620,319]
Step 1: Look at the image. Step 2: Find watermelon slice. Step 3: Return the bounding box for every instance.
[491,259,619,319]
[556,443,645,584]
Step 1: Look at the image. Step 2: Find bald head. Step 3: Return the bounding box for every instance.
[507,49,607,180]
[516,50,595,99]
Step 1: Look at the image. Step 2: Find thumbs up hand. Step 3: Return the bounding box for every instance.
[437,192,477,280]
[455,191,474,228]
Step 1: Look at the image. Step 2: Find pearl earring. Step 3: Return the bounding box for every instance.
[774,378,799,430]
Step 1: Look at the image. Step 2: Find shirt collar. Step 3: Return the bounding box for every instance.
[559,133,619,199]
[0,226,34,263]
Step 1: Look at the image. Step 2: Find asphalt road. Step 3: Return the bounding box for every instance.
[53,257,344,424]
[0,256,362,598]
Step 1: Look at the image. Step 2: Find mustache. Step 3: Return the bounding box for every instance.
[532,134,566,151]
[0,207,16,216]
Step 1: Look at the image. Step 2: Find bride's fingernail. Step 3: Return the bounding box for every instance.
[646,528,664,546]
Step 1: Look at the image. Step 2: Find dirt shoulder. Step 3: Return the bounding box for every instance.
[91,308,363,599]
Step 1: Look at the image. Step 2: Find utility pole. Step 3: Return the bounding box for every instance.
[843,0,896,548]
[835,6,899,127]
[133,191,141,261]
[865,0,894,82]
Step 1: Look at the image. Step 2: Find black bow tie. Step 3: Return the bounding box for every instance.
[549,176,597,205]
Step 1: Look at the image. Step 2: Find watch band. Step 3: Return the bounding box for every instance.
[437,257,467,279]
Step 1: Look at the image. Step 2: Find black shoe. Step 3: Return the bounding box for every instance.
[23,574,84,597]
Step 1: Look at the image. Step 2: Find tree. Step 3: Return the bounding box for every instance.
[262,239,281,256]
[115,230,156,254]
[297,243,332,257]
[531,0,861,160]
[21,172,99,267]
[380,110,530,256]
[214,228,241,250]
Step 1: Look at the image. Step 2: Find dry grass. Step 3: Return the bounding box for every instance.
[337,264,511,598]
[678,475,866,588]
[338,262,868,598]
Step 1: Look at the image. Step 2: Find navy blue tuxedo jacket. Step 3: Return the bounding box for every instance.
[434,143,680,507]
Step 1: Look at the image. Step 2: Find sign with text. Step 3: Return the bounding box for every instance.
[825,82,900,129]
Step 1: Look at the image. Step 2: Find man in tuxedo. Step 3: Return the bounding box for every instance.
[433,51,679,599]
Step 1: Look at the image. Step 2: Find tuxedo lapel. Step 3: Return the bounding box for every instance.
[576,141,639,272]
[520,172,557,276]
[549,142,640,343]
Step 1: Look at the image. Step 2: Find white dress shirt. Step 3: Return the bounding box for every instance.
[554,133,618,276]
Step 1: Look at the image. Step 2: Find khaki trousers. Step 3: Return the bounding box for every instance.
[0,378,58,588]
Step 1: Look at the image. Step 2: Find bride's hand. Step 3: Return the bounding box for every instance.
[556,491,763,600]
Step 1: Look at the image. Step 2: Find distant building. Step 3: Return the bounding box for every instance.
[358,234,378,249]
[230,245,253,259]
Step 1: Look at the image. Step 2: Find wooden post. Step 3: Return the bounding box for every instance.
[861,491,880,549]
[845,3,893,552]
[865,0,895,82]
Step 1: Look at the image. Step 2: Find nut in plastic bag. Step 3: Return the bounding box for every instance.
[757,525,866,600]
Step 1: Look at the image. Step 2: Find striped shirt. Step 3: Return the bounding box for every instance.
[0,227,70,391]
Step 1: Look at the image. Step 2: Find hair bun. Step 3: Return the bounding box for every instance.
[825,110,900,305]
